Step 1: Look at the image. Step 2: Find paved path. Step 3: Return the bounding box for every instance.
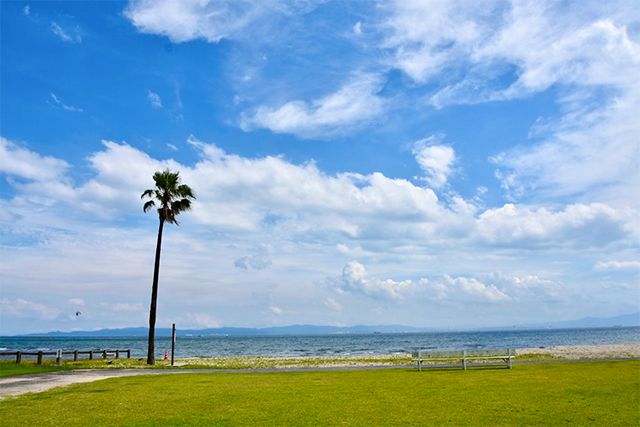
[1,359,638,399]
[0,370,171,399]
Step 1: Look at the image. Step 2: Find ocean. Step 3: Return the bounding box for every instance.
[1,326,638,360]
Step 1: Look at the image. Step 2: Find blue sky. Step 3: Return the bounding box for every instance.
[1,0,639,335]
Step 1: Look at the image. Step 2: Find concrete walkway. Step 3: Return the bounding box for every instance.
[0,369,170,399]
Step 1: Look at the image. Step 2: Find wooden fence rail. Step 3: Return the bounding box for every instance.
[0,349,131,364]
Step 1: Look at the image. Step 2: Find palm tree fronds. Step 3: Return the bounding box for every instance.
[141,189,155,199]
[143,200,156,213]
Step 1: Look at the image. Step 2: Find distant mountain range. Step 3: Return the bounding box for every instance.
[9,312,639,337]
[519,312,640,329]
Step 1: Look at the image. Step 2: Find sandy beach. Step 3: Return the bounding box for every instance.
[519,343,640,359]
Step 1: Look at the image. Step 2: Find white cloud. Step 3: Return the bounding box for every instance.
[110,303,144,312]
[125,0,278,43]
[51,93,83,112]
[381,0,494,83]
[412,136,457,189]
[1,298,61,320]
[240,74,386,138]
[24,5,30,15]
[381,0,640,208]
[437,275,511,302]
[324,298,342,311]
[595,261,640,271]
[333,262,521,303]
[0,137,70,182]
[51,22,81,43]
[491,88,640,207]
[338,261,414,300]
[147,90,162,108]
[2,135,636,332]
[185,312,221,328]
[234,256,272,270]
[480,272,561,302]
[475,203,635,248]
[354,21,362,36]
[270,306,283,315]
[383,0,639,103]
[2,136,636,251]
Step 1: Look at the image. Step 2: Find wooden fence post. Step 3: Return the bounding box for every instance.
[89,350,94,360]
[74,350,78,361]
[116,350,120,359]
[37,351,43,365]
[16,351,22,364]
[103,350,107,359]
[127,350,131,359]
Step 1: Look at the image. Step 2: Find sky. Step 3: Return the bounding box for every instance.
[1,0,639,335]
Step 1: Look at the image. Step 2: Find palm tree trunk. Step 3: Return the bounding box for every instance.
[147,218,164,365]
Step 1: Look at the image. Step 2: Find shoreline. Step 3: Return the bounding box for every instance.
[166,343,640,369]
[519,343,640,359]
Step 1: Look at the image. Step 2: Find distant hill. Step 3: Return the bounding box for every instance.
[9,312,639,337]
[540,312,640,329]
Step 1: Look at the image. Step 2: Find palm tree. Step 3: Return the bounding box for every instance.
[141,169,195,365]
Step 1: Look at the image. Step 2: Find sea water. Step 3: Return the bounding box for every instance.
[1,326,638,360]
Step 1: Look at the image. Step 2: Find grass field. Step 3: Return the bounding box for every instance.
[0,351,566,376]
[1,360,638,426]
[0,363,75,378]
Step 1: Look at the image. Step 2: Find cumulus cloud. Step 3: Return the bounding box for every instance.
[338,261,415,300]
[0,137,70,182]
[240,74,386,138]
[333,263,525,303]
[412,136,457,189]
[480,272,561,302]
[2,136,636,251]
[475,203,636,248]
[436,275,511,302]
[1,298,61,320]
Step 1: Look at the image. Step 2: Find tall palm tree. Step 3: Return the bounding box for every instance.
[141,169,195,365]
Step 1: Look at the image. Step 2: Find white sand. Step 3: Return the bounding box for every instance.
[519,343,640,359]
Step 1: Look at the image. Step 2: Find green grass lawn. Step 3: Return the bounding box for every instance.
[1,360,638,426]
[0,362,74,378]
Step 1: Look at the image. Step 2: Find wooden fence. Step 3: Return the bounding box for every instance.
[0,349,131,364]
